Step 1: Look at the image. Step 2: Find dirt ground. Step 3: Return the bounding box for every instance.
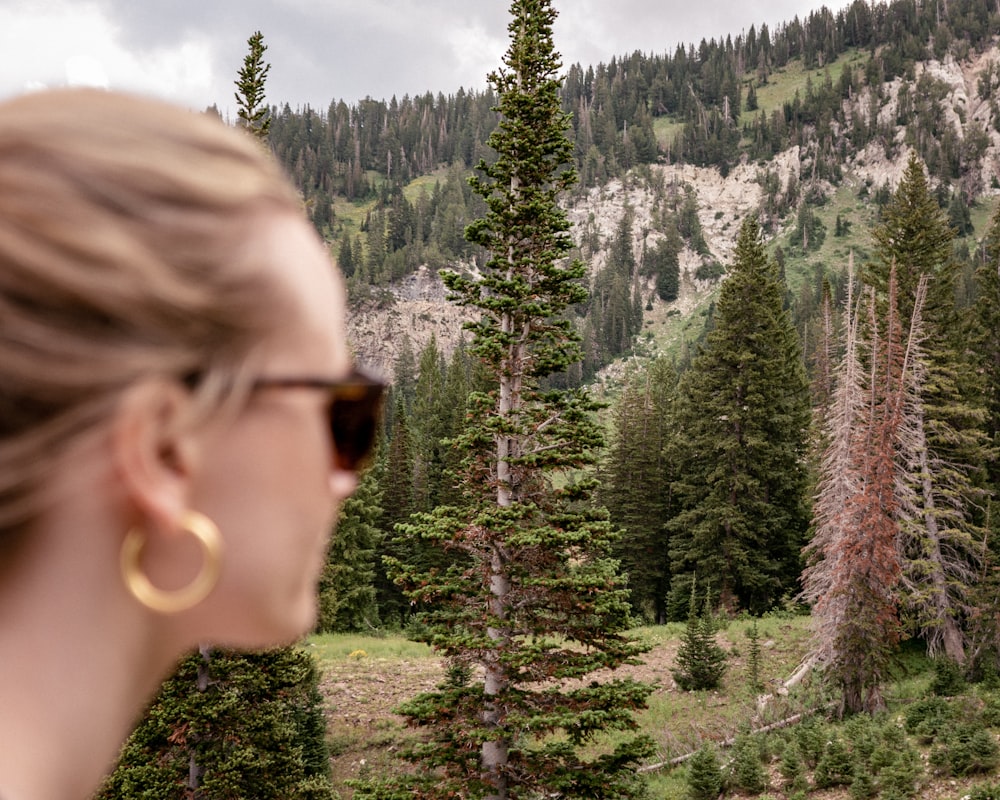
[317,633,994,800]
[317,641,684,795]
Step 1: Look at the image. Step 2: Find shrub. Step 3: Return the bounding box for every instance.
[982,694,1000,728]
[686,745,724,800]
[930,725,1000,777]
[779,739,808,791]
[904,696,953,742]
[843,714,881,765]
[966,780,1000,800]
[932,659,967,696]
[728,734,768,794]
[878,745,922,800]
[814,736,855,789]
[850,768,877,800]
[694,261,725,282]
[795,717,827,767]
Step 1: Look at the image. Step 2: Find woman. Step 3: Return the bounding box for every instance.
[0,88,382,800]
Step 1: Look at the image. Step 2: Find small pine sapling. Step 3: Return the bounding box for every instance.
[673,587,728,691]
[686,744,725,800]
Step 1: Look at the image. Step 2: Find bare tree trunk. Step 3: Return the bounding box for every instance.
[188,644,212,797]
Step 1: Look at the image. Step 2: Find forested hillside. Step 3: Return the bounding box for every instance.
[272,0,991,642]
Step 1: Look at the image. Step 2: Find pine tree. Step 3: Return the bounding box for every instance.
[672,588,728,692]
[809,273,912,715]
[410,336,450,510]
[968,202,1000,672]
[375,399,416,627]
[866,154,951,327]
[599,358,676,622]
[317,464,382,633]
[234,31,272,140]
[383,2,653,797]
[867,153,986,664]
[728,734,768,794]
[686,745,725,800]
[746,617,764,693]
[98,648,334,799]
[668,216,811,615]
[978,203,1000,495]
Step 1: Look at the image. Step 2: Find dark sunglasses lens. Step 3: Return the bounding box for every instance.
[329,385,382,470]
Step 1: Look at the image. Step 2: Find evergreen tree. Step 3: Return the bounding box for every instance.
[672,587,728,691]
[317,464,382,633]
[383,2,653,797]
[668,216,811,615]
[808,273,912,715]
[98,648,334,799]
[978,204,1000,495]
[375,399,416,627]
[686,745,725,800]
[410,336,449,510]
[728,734,768,794]
[867,153,986,663]
[968,203,1000,672]
[234,31,272,141]
[599,358,676,622]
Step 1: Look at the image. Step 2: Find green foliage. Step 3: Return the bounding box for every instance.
[672,590,728,691]
[97,648,334,799]
[599,359,676,622]
[779,739,808,792]
[966,780,1000,800]
[982,693,1000,728]
[685,745,724,800]
[929,724,1000,777]
[745,617,763,693]
[904,696,955,742]
[792,203,827,252]
[932,659,968,697]
[794,716,827,767]
[728,733,768,794]
[381,2,654,797]
[318,465,382,632]
[668,216,811,615]
[850,767,878,800]
[234,31,271,140]
[813,735,854,789]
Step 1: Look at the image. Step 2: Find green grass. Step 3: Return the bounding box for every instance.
[307,616,958,798]
[306,631,433,661]
[401,165,451,203]
[773,180,879,298]
[752,48,868,121]
[654,116,686,149]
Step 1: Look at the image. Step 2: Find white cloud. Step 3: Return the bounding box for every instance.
[446,23,506,90]
[0,1,217,108]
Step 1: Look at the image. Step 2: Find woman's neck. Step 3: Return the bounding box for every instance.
[0,518,181,800]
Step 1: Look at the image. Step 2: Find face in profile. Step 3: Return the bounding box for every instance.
[188,210,358,648]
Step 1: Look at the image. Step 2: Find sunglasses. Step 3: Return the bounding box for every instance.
[252,369,386,471]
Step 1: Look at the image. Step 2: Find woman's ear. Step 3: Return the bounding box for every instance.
[111,379,200,532]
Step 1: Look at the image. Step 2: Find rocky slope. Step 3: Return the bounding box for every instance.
[346,47,1000,380]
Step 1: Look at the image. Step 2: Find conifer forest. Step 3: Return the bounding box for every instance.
[100,0,1000,798]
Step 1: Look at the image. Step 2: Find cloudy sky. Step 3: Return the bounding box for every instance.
[0,0,842,117]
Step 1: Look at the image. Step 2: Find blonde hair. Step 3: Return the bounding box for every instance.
[0,89,303,533]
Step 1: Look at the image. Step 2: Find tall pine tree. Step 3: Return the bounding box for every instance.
[668,216,811,616]
[600,358,676,622]
[866,154,986,663]
[234,31,272,140]
[381,3,653,797]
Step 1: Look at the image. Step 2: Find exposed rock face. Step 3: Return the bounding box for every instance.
[347,265,478,377]
[346,47,1000,381]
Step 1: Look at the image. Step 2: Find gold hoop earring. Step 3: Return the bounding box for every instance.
[120,510,223,614]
